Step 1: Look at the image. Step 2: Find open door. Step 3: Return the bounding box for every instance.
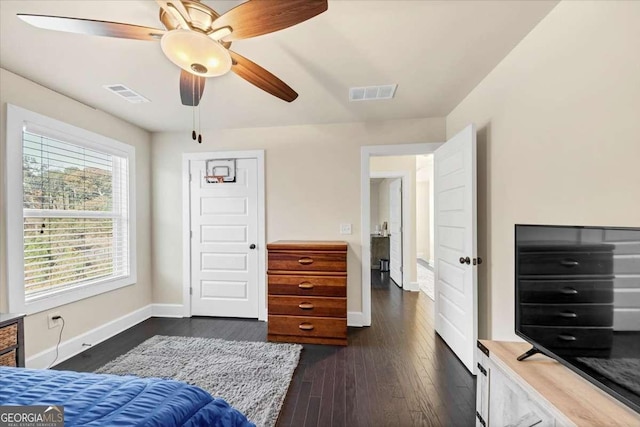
[389,178,403,287]
[434,124,478,374]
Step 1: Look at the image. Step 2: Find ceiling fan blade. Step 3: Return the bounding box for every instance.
[212,0,327,41]
[180,70,206,106]
[17,14,165,41]
[230,51,298,102]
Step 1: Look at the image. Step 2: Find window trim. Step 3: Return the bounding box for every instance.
[6,104,137,315]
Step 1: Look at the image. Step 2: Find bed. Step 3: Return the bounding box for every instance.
[0,367,254,427]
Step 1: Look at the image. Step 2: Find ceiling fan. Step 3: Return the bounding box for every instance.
[17,0,328,106]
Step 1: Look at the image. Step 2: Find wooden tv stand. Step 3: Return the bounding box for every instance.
[476,340,640,426]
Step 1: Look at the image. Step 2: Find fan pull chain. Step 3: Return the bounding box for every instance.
[197,77,202,144]
[191,74,196,141]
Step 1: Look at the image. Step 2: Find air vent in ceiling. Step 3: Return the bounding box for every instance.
[103,84,150,103]
[349,84,397,102]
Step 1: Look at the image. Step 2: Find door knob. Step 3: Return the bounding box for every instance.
[249,244,256,250]
[459,257,471,265]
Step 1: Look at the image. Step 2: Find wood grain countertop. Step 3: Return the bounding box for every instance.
[481,340,640,426]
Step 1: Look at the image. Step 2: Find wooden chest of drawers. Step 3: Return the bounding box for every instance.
[267,240,348,346]
[0,313,25,367]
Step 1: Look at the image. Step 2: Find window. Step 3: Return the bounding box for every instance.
[6,105,136,314]
[23,131,130,297]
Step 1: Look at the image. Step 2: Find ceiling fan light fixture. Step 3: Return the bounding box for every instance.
[161,29,231,77]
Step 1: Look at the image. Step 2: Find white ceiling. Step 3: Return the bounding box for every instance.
[0,1,558,132]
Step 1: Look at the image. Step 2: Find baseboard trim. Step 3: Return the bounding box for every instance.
[26,305,152,369]
[404,281,420,292]
[419,284,435,301]
[347,311,365,327]
[151,304,185,318]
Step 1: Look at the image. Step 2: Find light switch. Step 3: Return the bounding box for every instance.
[340,223,352,235]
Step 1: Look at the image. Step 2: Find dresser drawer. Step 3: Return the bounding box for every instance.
[268,295,346,318]
[520,325,613,349]
[0,349,17,367]
[0,323,18,352]
[519,279,613,304]
[268,315,347,339]
[518,251,613,276]
[520,303,613,327]
[268,251,346,272]
[268,274,346,297]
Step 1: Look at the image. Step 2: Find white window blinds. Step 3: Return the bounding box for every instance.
[22,128,130,299]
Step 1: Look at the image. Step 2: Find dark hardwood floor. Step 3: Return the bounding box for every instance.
[56,271,476,426]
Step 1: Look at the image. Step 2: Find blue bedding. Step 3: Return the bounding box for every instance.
[0,367,254,427]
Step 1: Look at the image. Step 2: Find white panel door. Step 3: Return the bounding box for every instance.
[434,124,477,373]
[190,158,259,318]
[389,178,403,287]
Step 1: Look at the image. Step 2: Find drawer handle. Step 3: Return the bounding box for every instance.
[298,282,314,289]
[558,311,577,318]
[560,287,578,295]
[299,323,314,331]
[560,259,579,267]
[558,334,577,341]
[298,257,314,265]
[298,302,314,310]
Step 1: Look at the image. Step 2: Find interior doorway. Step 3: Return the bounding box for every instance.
[368,155,435,298]
[361,143,442,326]
[361,124,479,374]
[368,164,433,294]
[369,171,411,291]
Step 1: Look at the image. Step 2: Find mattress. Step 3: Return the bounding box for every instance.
[0,367,254,427]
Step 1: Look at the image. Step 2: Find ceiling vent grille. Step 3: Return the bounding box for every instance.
[104,84,150,104]
[349,84,397,102]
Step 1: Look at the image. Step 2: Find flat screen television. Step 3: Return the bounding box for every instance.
[515,224,640,414]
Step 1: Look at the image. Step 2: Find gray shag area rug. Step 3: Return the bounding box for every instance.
[577,357,640,396]
[95,335,302,427]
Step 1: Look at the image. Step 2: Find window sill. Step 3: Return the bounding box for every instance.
[19,275,137,315]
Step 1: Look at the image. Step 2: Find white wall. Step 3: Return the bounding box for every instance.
[370,180,380,234]
[416,154,433,263]
[0,68,152,358]
[377,179,391,227]
[446,0,640,340]
[151,118,445,314]
[416,180,430,261]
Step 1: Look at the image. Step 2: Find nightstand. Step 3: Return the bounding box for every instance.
[0,313,25,367]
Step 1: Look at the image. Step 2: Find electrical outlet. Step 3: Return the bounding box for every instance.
[48,312,62,329]
[340,223,352,235]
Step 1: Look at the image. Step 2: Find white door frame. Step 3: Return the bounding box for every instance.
[182,150,267,321]
[361,143,442,326]
[370,171,411,289]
